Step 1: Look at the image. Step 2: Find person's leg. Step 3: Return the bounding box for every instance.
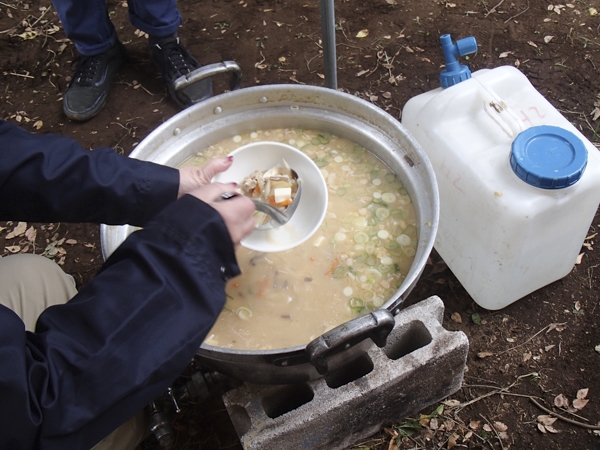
[51,0,127,121]
[126,0,181,39]
[0,254,77,331]
[51,0,117,57]
[127,0,213,108]
[0,254,147,450]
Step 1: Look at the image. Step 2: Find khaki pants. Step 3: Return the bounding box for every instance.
[0,254,146,450]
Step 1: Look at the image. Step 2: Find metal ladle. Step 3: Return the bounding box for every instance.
[221,170,303,230]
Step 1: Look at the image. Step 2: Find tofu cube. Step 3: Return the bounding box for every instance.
[274,187,292,204]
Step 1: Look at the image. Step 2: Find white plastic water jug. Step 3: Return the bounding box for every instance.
[402,34,600,310]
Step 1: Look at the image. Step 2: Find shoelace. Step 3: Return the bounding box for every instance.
[72,55,101,86]
[156,39,196,77]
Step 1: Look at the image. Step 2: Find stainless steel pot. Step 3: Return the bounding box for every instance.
[101,83,439,385]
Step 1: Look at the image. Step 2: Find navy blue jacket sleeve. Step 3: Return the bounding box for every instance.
[0,121,241,449]
[0,120,179,226]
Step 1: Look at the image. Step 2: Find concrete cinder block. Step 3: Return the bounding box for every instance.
[222,295,468,450]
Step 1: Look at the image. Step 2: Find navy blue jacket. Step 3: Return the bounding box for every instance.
[0,120,239,449]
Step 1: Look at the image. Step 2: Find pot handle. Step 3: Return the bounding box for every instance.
[306,309,395,375]
[173,60,242,93]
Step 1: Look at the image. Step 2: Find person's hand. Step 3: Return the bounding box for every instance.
[187,182,256,246]
[178,156,234,198]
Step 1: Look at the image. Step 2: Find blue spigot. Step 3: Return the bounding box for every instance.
[439,34,478,88]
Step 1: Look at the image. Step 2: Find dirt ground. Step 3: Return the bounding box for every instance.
[2,0,600,449]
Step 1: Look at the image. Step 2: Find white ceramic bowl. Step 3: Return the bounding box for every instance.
[213,141,328,252]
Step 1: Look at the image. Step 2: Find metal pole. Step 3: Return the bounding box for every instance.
[319,0,338,89]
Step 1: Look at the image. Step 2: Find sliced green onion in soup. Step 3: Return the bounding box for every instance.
[403,246,416,257]
[381,192,396,203]
[391,208,409,219]
[352,216,368,228]
[349,297,365,313]
[377,264,392,274]
[375,207,390,220]
[385,173,396,183]
[365,268,382,280]
[313,157,329,168]
[354,231,369,244]
[372,296,385,308]
[361,289,375,301]
[332,266,346,278]
[365,255,378,266]
[236,307,252,321]
[396,234,412,246]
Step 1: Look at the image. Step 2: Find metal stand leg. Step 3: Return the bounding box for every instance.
[320,0,337,89]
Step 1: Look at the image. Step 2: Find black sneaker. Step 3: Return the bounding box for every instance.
[149,36,212,109]
[63,41,127,121]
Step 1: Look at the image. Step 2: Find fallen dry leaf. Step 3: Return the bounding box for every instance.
[18,31,38,40]
[447,433,459,449]
[547,323,566,333]
[442,399,461,407]
[469,420,481,430]
[25,226,36,243]
[429,417,439,430]
[6,221,27,239]
[494,422,508,432]
[573,398,589,410]
[477,351,494,359]
[538,415,558,426]
[5,245,21,253]
[554,393,569,408]
[356,29,369,38]
[384,427,398,438]
[577,388,589,399]
[451,312,462,323]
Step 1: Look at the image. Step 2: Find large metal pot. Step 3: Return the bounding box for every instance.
[101,83,439,385]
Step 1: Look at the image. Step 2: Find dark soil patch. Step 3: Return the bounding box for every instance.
[2,1,600,449]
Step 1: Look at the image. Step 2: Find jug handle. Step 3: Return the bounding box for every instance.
[305,309,395,375]
[476,79,525,138]
[173,60,243,93]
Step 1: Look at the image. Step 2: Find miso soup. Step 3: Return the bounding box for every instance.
[180,128,417,350]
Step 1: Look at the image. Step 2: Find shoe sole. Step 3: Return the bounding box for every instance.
[63,91,109,122]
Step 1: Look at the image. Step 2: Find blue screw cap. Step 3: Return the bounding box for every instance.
[439,34,478,88]
[510,125,588,189]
